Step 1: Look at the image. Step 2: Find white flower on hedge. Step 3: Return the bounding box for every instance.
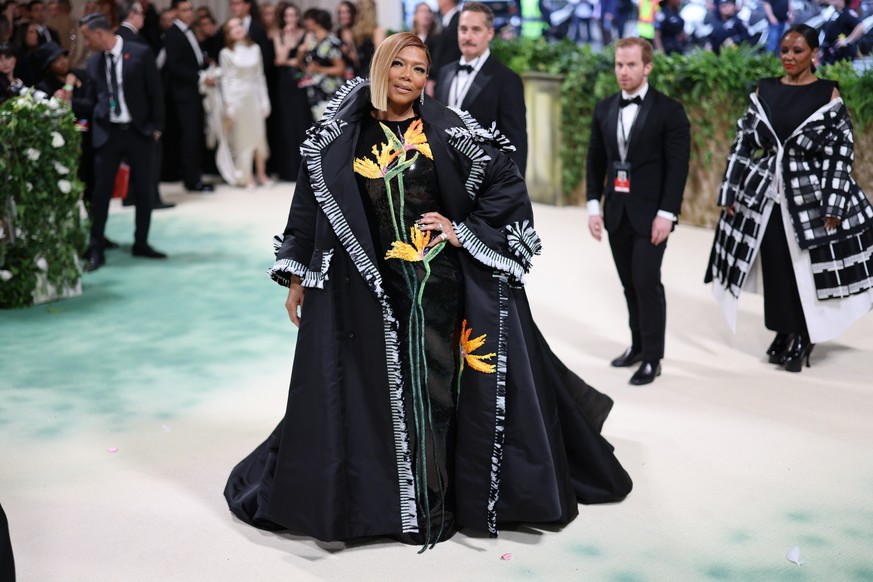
[33,90,48,101]
[0,270,12,282]
[58,179,72,194]
[26,147,41,161]
[51,132,65,148]
[47,97,60,109]
[54,161,70,175]
[35,257,49,271]
[26,182,33,192]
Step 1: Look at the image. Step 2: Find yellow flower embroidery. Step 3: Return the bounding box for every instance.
[385,226,432,262]
[402,118,433,160]
[459,319,496,374]
[353,141,400,179]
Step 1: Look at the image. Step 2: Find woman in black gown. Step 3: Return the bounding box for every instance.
[272,3,312,181]
[225,32,632,550]
[707,24,873,371]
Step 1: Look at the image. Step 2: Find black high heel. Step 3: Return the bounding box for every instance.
[766,332,793,364]
[782,336,815,372]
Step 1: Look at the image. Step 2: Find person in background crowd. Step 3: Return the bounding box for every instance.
[707,24,873,372]
[219,16,271,188]
[707,0,750,54]
[195,4,210,19]
[78,12,167,271]
[47,0,75,50]
[0,42,25,103]
[598,0,616,46]
[194,12,219,63]
[655,0,686,54]
[434,2,528,175]
[763,0,792,54]
[298,8,344,119]
[335,0,356,77]
[29,0,60,44]
[98,0,118,28]
[586,37,690,385]
[410,1,439,56]
[164,0,214,191]
[12,20,40,86]
[820,0,865,64]
[272,1,310,180]
[260,2,277,39]
[1,2,16,42]
[428,0,460,96]
[351,0,383,74]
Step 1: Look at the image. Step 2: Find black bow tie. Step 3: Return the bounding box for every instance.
[620,95,643,108]
[456,63,474,74]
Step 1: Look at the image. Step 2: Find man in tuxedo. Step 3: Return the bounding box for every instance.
[79,12,167,271]
[29,0,59,44]
[434,2,527,175]
[427,0,460,97]
[164,0,213,191]
[586,37,689,385]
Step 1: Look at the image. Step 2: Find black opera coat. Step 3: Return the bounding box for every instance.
[226,79,632,541]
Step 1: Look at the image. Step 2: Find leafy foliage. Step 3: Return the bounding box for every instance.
[490,40,873,206]
[0,90,87,308]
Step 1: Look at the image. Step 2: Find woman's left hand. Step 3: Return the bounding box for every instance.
[824,216,841,230]
[418,212,461,248]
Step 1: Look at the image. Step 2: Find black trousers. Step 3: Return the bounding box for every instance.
[174,99,205,189]
[759,204,808,337]
[608,210,668,362]
[0,502,14,582]
[90,125,154,252]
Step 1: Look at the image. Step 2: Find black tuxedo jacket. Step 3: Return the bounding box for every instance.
[430,11,460,80]
[435,54,528,175]
[586,86,690,236]
[163,23,203,102]
[83,40,164,149]
[116,23,147,46]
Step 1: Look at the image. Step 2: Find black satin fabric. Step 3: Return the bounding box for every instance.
[1,501,14,582]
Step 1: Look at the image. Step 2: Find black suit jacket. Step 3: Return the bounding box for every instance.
[586,86,690,236]
[435,54,528,175]
[83,39,164,149]
[116,23,148,46]
[163,22,203,102]
[431,10,460,83]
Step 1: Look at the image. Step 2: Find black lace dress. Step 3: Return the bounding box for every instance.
[354,114,463,546]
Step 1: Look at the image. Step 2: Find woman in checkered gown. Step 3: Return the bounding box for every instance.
[706,24,873,372]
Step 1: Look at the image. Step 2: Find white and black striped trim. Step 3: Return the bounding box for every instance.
[319,77,367,125]
[447,107,517,154]
[268,257,309,288]
[505,220,542,271]
[302,116,419,533]
[454,221,528,283]
[444,128,491,200]
[485,275,510,535]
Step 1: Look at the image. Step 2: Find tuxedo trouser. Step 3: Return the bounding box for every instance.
[608,210,667,361]
[0,502,14,582]
[759,204,808,337]
[174,99,206,189]
[89,125,155,252]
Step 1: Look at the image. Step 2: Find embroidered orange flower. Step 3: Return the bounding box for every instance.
[401,118,433,160]
[385,226,432,262]
[459,319,496,374]
[353,141,400,179]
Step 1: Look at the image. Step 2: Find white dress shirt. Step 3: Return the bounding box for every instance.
[441,5,460,27]
[105,36,133,124]
[447,49,489,109]
[588,82,676,222]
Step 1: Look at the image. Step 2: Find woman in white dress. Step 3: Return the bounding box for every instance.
[219,17,272,188]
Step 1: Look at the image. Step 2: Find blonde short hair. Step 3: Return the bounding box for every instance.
[369,32,430,112]
[615,37,653,65]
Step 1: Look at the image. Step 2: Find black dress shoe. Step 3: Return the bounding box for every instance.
[610,346,643,368]
[629,361,661,385]
[766,332,793,364]
[122,197,135,206]
[102,237,120,249]
[185,181,214,192]
[83,250,105,272]
[153,200,176,209]
[131,244,168,259]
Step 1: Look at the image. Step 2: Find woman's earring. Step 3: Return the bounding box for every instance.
[420,90,425,105]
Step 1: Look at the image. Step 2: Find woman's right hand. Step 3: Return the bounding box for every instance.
[285,278,305,327]
[724,203,737,217]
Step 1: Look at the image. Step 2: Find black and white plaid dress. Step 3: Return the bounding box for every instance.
[706,92,873,341]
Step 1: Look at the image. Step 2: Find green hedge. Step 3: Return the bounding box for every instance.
[0,90,87,308]
[492,39,873,214]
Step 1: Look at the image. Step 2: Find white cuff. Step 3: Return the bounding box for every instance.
[587,200,602,217]
[657,210,677,222]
